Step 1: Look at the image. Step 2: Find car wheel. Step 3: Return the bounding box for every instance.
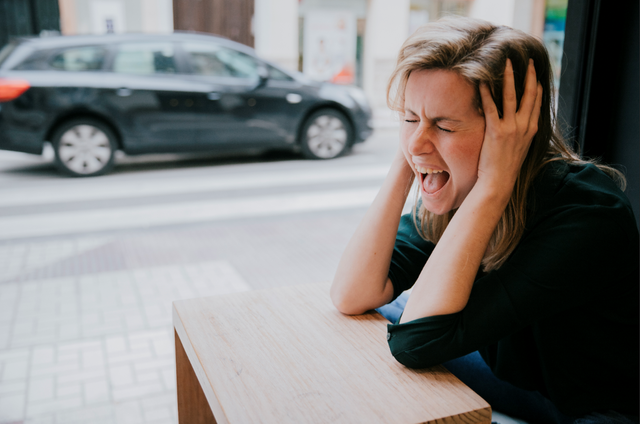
[52,119,117,177]
[300,109,353,159]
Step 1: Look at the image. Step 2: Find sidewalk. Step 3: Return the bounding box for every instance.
[0,210,366,424]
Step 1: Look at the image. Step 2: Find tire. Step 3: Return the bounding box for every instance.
[300,109,353,160]
[52,118,117,177]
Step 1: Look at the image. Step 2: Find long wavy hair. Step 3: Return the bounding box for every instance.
[387,17,625,272]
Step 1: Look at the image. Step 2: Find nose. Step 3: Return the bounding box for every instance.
[407,123,436,157]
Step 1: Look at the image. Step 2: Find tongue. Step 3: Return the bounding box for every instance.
[423,172,449,194]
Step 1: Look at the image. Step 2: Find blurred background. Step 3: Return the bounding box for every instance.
[0,0,637,423]
[1,0,568,110]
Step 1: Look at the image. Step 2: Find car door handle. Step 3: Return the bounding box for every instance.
[116,88,132,97]
[207,92,221,101]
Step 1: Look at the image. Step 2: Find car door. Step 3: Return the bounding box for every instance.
[106,41,207,153]
[180,42,302,147]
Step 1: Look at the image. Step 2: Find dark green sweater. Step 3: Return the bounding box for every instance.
[386,161,639,416]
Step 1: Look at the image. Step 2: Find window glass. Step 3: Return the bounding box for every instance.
[50,46,106,71]
[183,43,258,78]
[0,42,18,67]
[268,65,293,81]
[12,49,52,70]
[113,43,176,75]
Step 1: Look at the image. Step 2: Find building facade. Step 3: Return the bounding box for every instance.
[56,0,547,110]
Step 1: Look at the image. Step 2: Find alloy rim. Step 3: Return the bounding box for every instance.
[58,125,112,174]
[306,116,347,159]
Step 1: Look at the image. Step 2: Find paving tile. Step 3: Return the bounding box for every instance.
[114,400,144,424]
[27,376,55,403]
[54,403,115,424]
[81,349,105,369]
[0,379,27,395]
[31,346,55,365]
[133,357,174,373]
[24,414,55,424]
[84,380,110,404]
[108,364,134,387]
[56,382,81,398]
[1,359,29,381]
[26,396,83,416]
[30,361,80,377]
[112,382,165,402]
[0,347,29,361]
[143,405,172,422]
[105,336,127,355]
[0,391,26,422]
[134,369,161,384]
[56,369,107,385]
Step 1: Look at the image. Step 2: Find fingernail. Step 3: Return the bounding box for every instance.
[529,58,534,66]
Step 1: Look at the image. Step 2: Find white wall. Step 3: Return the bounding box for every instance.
[363,0,410,108]
[254,0,299,71]
[469,0,515,27]
[470,0,543,35]
[58,0,173,35]
[141,0,174,34]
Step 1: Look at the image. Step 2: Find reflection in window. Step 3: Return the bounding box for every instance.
[113,43,176,75]
[50,46,107,71]
[183,43,258,78]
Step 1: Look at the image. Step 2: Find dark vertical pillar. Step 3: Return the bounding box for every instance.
[558,0,640,226]
[0,0,59,47]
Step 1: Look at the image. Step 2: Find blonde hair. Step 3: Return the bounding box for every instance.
[387,17,626,272]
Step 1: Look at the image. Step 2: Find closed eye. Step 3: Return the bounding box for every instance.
[437,126,453,133]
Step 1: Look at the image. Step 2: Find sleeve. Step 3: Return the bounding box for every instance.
[387,212,435,302]
[386,180,638,368]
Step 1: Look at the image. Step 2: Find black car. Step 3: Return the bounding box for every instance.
[0,32,373,176]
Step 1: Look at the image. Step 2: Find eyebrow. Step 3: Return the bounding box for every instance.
[403,108,462,122]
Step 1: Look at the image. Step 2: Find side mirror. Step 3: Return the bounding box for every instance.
[254,66,269,90]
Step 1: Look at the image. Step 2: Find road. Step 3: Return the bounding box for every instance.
[0,127,410,424]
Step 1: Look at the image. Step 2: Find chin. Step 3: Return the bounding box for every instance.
[420,195,454,216]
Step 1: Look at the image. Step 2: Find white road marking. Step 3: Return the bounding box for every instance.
[0,187,380,240]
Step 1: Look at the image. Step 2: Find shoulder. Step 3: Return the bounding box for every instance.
[524,160,638,266]
[529,161,636,228]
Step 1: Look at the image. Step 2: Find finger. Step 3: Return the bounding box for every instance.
[518,59,538,118]
[479,82,500,125]
[526,82,543,138]
[502,58,517,121]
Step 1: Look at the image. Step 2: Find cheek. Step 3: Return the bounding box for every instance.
[449,134,484,181]
[399,125,411,152]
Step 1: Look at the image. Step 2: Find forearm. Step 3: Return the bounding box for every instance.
[331,151,415,315]
[399,182,510,322]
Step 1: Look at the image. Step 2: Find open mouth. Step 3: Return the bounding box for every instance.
[416,167,450,195]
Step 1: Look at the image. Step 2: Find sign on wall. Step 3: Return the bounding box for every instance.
[303,10,356,85]
[91,0,126,34]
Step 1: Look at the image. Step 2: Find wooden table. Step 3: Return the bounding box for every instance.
[173,283,491,424]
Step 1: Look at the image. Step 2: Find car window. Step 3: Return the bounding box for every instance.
[50,46,107,71]
[268,65,294,81]
[10,48,50,70]
[0,42,18,67]
[183,43,258,78]
[113,43,176,75]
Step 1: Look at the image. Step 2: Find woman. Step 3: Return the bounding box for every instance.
[330,17,639,424]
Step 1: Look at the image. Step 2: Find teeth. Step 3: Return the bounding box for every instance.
[416,166,443,174]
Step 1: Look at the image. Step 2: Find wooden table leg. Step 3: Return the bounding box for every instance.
[175,329,217,424]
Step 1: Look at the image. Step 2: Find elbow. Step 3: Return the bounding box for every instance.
[390,349,435,369]
[330,289,368,315]
[330,282,370,315]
